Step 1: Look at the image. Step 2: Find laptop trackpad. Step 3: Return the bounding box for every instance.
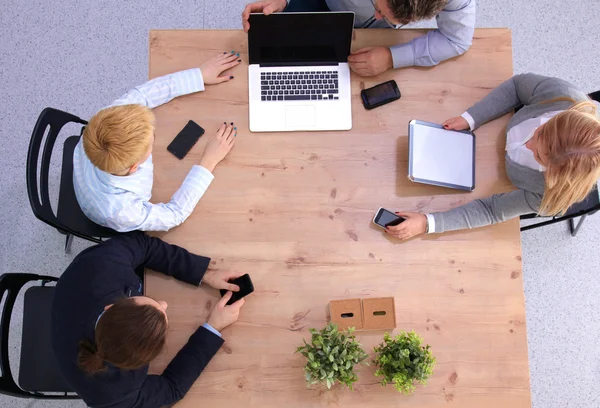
[285,105,316,129]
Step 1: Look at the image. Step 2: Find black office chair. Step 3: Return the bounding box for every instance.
[519,90,600,236]
[520,187,600,236]
[0,273,79,399]
[26,108,120,253]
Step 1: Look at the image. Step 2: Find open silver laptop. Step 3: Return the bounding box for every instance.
[248,12,355,132]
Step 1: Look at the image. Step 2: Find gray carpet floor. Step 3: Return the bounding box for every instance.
[1,1,599,407]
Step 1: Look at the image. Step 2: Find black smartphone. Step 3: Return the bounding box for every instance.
[219,274,255,305]
[361,80,401,110]
[167,120,205,160]
[373,208,405,228]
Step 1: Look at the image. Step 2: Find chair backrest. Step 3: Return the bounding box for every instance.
[26,108,87,234]
[0,273,57,398]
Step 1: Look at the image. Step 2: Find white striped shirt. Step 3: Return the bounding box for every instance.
[73,68,215,232]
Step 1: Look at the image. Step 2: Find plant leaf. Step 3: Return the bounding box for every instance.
[296,323,369,391]
[372,330,436,395]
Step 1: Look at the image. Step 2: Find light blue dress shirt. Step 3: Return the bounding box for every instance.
[322,0,476,68]
[202,323,222,337]
[73,68,215,232]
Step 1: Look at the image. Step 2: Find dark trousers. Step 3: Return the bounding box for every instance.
[284,0,330,12]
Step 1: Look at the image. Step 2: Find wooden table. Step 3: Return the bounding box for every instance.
[146,28,531,408]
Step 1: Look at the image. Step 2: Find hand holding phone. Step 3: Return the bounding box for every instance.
[373,208,405,228]
[383,212,428,241]
[220,274,254,305]
[207,291,245,332]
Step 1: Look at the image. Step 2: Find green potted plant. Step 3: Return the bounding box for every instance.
[373,331,436,395]
[296,322,368,390]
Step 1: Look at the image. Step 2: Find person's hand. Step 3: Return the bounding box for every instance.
[199,52,241,85]
[442,116,469,131]
[348,47,393,77]
[207,291,245,332]
[242,0,287,32]
[200,123,236,172]
[203,269,244,292]
[385,212,428,240]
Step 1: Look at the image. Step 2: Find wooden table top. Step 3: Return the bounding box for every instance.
[146,28,530,408]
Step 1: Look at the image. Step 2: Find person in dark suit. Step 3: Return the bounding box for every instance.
[51,232,246,408]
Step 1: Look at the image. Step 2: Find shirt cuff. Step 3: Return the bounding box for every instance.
[183,165,215,193]
[202,323,222,338]
[425,213,436,234]
[189,68,206,92]
[389,42,415,69]
[461,111,475,131]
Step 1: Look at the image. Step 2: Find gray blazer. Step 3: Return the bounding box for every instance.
[432,73,592,233]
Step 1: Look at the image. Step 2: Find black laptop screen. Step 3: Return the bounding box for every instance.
[248,12,354,66]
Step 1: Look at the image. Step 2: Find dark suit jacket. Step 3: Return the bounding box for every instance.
[51,232,224,408]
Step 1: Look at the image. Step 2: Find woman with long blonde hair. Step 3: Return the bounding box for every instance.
[387,73,600,239]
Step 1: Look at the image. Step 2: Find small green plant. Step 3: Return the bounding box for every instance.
[296,322,368,390]
[373,331,435,395]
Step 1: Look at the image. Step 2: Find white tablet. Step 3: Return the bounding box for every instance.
[408,119,475,191]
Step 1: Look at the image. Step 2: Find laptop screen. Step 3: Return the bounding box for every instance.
[248,12,354,66]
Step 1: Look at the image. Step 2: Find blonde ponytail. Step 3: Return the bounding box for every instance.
[538,100,600,216]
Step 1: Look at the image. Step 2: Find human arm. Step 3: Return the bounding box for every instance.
[431,188,542,233]
[454,73,582,130]
[386,189,542,239]
[110,68,205,109]
[109,54,241,109]
[125,326,224,408]
[390,0,476,68]
[106,123,237,232]
[103,231,211,285]
[125,293,245,408]
[108,164,215,232]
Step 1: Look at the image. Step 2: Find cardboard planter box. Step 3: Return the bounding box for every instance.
[329,297,397,331]
[329,298,363,330]
[362,297,396,330]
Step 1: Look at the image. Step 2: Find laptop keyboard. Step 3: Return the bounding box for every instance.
[260,70,339,101]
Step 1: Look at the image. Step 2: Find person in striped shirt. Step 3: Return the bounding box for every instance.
[73,51,241,232]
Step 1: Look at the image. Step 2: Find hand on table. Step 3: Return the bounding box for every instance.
[442,116,470,131]
[200,52,241,85]
[203,269,244,292]
[385,212,428,241]
[242,0,287,32]
[200,123,237,172]
[207,291,245,332]
[348,47,393,77]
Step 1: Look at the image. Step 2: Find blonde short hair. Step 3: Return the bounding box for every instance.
[83,104,155,173]
[539,100,600,216]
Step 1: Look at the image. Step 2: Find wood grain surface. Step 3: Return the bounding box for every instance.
[146,28,531,407]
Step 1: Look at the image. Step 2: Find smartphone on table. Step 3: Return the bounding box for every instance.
[220,274,255,305]
[373,208,405,228]
[167,120,205,159]
[361,80,401,110]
